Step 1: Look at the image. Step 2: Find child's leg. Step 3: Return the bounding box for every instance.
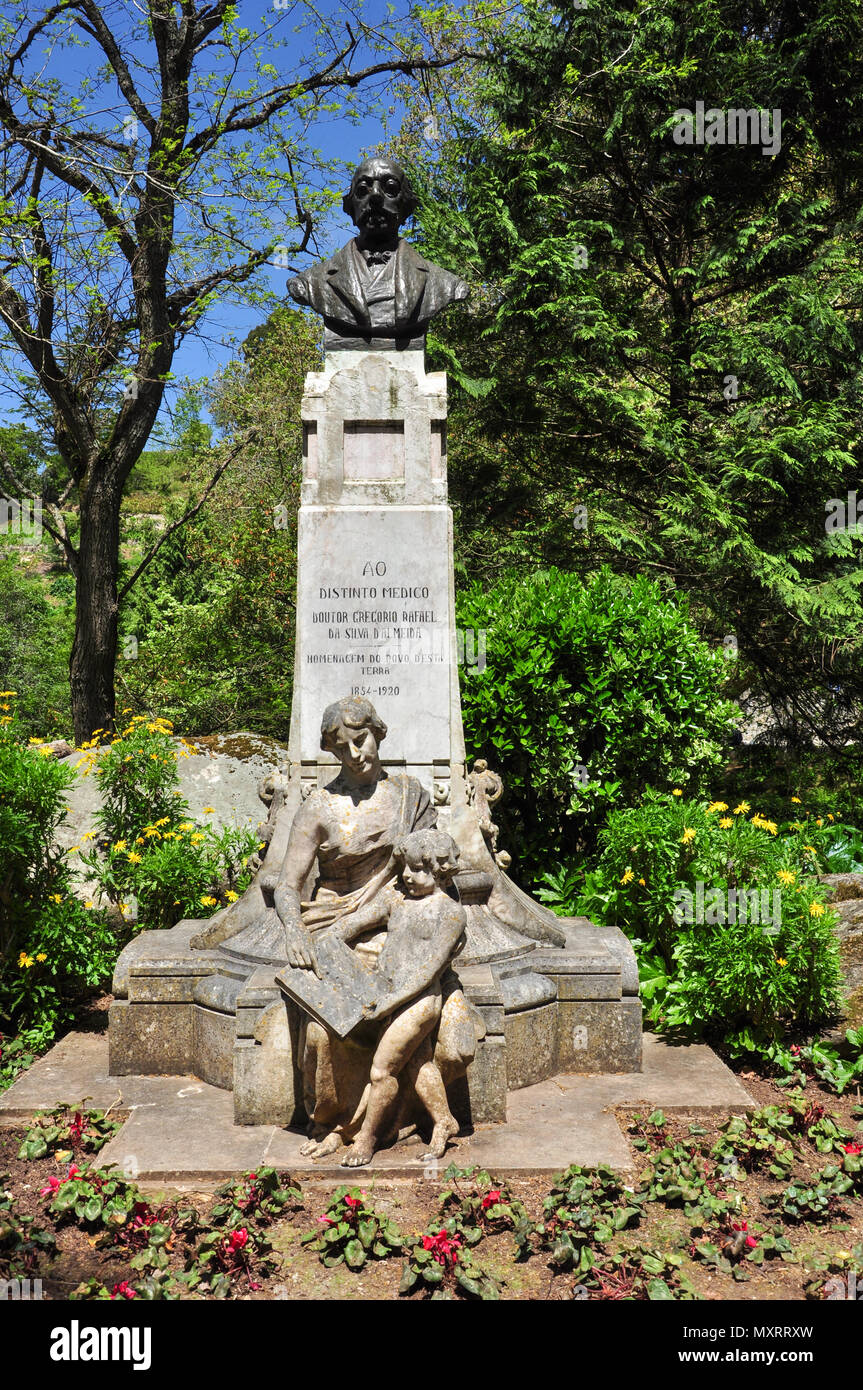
[412,1056,460,1159]
[342,994,440,1168]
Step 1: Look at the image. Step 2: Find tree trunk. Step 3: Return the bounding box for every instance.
[70,475,122,744]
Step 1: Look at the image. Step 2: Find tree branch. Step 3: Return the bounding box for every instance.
[118,429,257,602]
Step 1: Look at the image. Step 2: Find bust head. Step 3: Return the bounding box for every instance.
[342,157,418,249]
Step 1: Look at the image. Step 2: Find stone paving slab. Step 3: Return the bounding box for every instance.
[0,1031,753,1184]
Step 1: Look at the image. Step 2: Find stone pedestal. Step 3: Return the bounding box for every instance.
[109,348,642,1134]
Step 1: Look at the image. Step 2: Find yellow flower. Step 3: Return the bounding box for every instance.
[113,840,127,851]
[775,957,787,967]
[143,827,161,838]
[816,818,823,828]
[809,902,825,917]
[620,869,634,885]
[190,833,205,844]
[681,828,696,844]
[733,801,750,814]
[200,895,219,907]
[85,901,94,910]
[82,831,96,841]
[791,796,801,804]
[178,822,194,832]
[0,690,17,697]
[225,890,239,902]
[66,845,79,855]
[18,952,34,968]
[803,844,817,854]
[38,745,54,755]
[150,753,158,760]
[126,851,142,864]
[836,1250,853,1262]
[202,806,216,814]
[638,878,646,887]
[706,801,728,814]
[36,952,47,962]
[154,818,170,827]
[672,788,683,797]
[49,893,62,903]
[777,870,796,886]
[719,817,733,829]
[828,813,835,821]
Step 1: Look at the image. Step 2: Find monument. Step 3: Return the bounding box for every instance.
[108,156,641,1165]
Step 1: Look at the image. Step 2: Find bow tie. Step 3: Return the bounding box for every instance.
[365,249,393,266]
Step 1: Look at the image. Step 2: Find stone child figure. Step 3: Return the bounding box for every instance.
[287,156,469,351]
[334,828,466,1167]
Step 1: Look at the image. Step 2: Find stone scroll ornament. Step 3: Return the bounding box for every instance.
[287,157,469,352]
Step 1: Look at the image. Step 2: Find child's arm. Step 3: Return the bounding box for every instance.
[365,903,465,1020]
[334,886,395,943]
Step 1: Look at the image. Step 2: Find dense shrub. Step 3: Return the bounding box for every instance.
[0,555,72,738]
[575,790,843,1058]
[456,566,739,875]
[0,695,120,1057]
[78,714,259,929]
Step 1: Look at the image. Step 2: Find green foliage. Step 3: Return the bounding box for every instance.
[411,0,863,749]
[209,1169,303,1229]
[118,312,320,737]
[83,714,188,846]
[436,1165,530,1246]
[771,1028,863,1095]
[762,1152,863,1223]
[399,1221,501,1300]
[0,1177,57,1279]
[0,557,72,739]
[529,1164,643,1274]
[578,790,843,1056]
[301,1187,404,1270]
[0,697,122,1046]
[77,713,259,929]
[18,1108,121,1162]
[457,566,738,869]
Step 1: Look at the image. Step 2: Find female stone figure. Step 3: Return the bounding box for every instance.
[273,695,480,1165]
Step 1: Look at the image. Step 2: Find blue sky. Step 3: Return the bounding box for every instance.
[0,0,432,440]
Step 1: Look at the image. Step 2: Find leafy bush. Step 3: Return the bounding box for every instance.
[77,714,259,929]
[0,695,121,1051]
[456,566,738,873]
[577,790,843,1057]
[0,556,72,739]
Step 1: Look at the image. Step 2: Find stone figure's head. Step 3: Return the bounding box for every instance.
[343,157,418,245]
[320,695,387,783]
[394,828,460,897]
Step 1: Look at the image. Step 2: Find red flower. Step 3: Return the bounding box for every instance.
[745,1236,758,1250]
[843,1142,862,1155]
[422,1229,463,1267]
[481,1189,502,1211]
[111,1281,137,1299]
[228,1227,249,1252]
[67,1164,82,1181]
[40,1175,61,1197]
[344,1194,361,1209]
[731,1221,748,1231]
[317,1215,335,1226]
[69,1112,85,1144]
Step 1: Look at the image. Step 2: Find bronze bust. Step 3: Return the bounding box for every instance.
[287,156,469,350]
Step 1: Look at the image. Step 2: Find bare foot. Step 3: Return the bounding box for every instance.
[300,1132,342,1159]
[341,1138,375,1168]
[421,1117,459,1161]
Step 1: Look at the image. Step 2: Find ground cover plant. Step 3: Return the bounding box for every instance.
[3,1075,861,1301]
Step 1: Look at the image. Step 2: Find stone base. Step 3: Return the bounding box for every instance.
[0,1033,753,1181]
[108,916,641,1130]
